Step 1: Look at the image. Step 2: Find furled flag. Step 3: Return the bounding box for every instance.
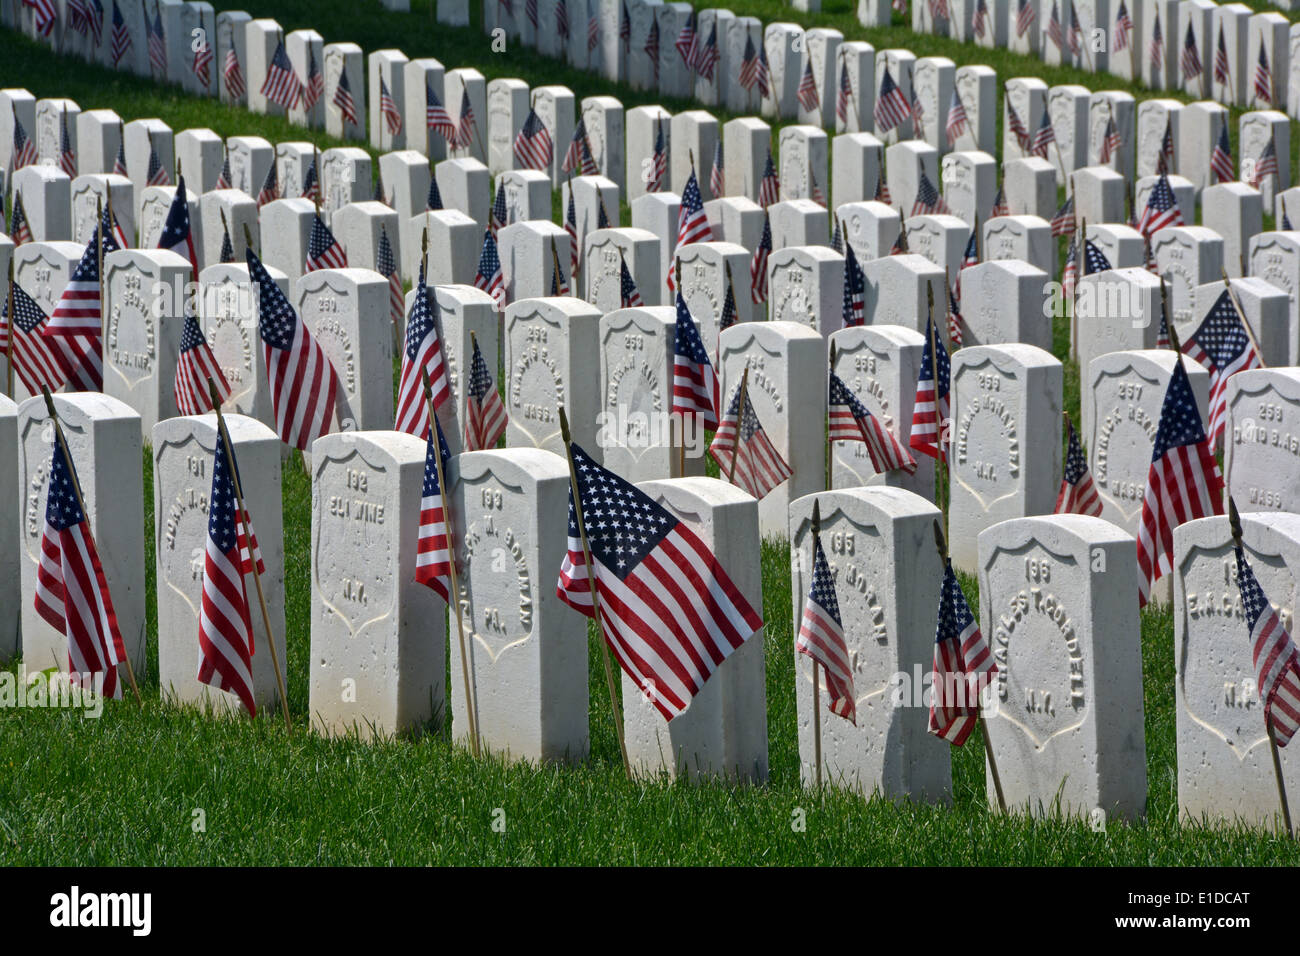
[694,25,720,80]
[528,0,540,29]
[962,228,979,270]
[378,76,403,136]
[1136,360,1222,606]
[797,58,820,112]
[256,159,279,208]
[556,442,764,721]
[1184,288,1263,445]
[796,532,855,724]
[427,175,444,211]
[830,217,842,254]
[377,226,403,328]
[874,173,892,206]
[1062,237,1078,302]
[1157,118,1175,174]
[738,34,761,93]
[565,190,579,278]
[193,30,214,88]
[945,88,968,146]
[465,336,507,452]
[890,231,907,255]
[223,45,246,99]
[1214,26,1230,86]
[1067,3,1083,56]
[719,270,737,343]
[751,211,772,304]
[874,66,911,134]
[110,0,131,66]
[842,244,865,327]
[1138,172,1185,236]
[1,282,70,394]
[67,0,89,36]
[647,121,667,192]
[58,110,76,177]
[10,192,33,246]
[947,281,964,348]
[246,247,339,449]
[1155,300,1170,348]
[1250,137,1279,190]
[1056,417,1103,516]
[1255,42,1273,105]
[1031,105,1055,159]
[426,84,455,141]
[47,214,119,338]
[990,186,1009,218]
[829,370,916,474]
[551,247,570,297]
[1235,542,1300,747]
[597,196,612,229]
[587,0,599,53]
[516,109,555,172]
[174,313,231,416]
[11,112,37,170]
[219,224,234,264]
[758,148,780,209]
[910,90,925,129]
[34,435,126,700]
[1015,0,1036,37]
[414,415,453,603]
[156,173,198,277]
[1006,100,1031,153]
[473,228,505,308]
[304,213,346,272]
[1181,20,1202,81]
[216,150,232,190]
[396,264,452,438]
[971,0,988,38]
[261,41,301,112]
[928,558,996,745]
[912,169,949,216]
[147,3,167,76]
[332,66,359,127]
[1113,0,1132,51]
[490,179,508,237]
[710,379,793,499]
[556,0,569,38]
[927,0,948,21]
[672,292,719,430]
[836,60,853,127]
[710,139,724,197]
[910,317,950,461]
[675,9,697,68]
[645,18,661,85]
[560,117,595,175]
[676,167,713,247]
[301,47,324,112]
[1046,0,1064,50]
[300,157,320,203]
[1099,113,1122,166]
[1149,9,1164,71]
[810,169,826,208]
[87,0,104,44]
[619,256,644,308]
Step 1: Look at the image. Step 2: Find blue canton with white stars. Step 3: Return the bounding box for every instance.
[936,561,975,645]
[179,313,210,354]
[1083,239,1112,273]
[829,371,869,419]
[377,228,396,277]
[1063,422,1089,484]
[247,249,299,351]
[44,441,85,532]
[808,537,842,627]
[567,443,677,581]
[1235,546,1271,633]
[405,266,435,362]
[674,293,711,365]
[5,285,48,334]
[207,431,241,552]
[421,415,452,497]
[468,338,495,402]
[1151,362,1209,460]
[725,384,762,441]
[1193,291,1252,369]
[158,175,191,250]
[308,215,339,261]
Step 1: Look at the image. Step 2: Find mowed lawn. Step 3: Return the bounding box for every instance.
[2,3,1300,865]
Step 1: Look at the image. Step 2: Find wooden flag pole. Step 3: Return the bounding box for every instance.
[40,386,143,707]
[727,364,750,486]
[207,379,291,730]
[96,195,106,340]
[1221,268,1267,365]
[810,499,825,790]
[558,405,632,780]
[1161,277,1183,353]
[550,236,564,294]
[420,368,480,758]
[219,207,231,257]
[826,343,836,492]
[1228,496,1293,835]
[6,260,14,399]
[926,283,946,510]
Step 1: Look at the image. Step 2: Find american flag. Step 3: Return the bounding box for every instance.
[565,191,579,278]
[560,117,595,175]
[890,231,907,255]
[928,0,949,21]
[710,379,792,499]
[223,46,246,99]
[300,157,320,203]
[796,533,855,724]
[11,113,37,170]
[738,34,761,91]
[1082,237,1113,275]
[332,66,359,127]
[971,0,989,38]
[874,66,910,134]
[1067,4,1082,56]
[875,173,892,206]
[490,180,508,237]
[1031,105,1055,158]
[928,559,996,746]
[261,41,301,112]
[797,58,820,112]
[677,168,713,247]
[990,186,1009,218]
[647,121,667,192]
[464,336,507,451]
[66,0,88,36]
[247,246,339,449]
[1,282,70,394]
[516,109,554,172]
[556,0,569,39]
[672,292,719,429]
[910,317,950,461]
[910,91,925,129]
[1250,137,1279,190]
[377,227,403,328]
[1156,300,1170,347]
[1055,417,1102,516]
[645,19,660,85]
[1136,359,1222,606]
[414,415,453,603]
[842,244,865,327]
[1235,543,1300,747]
[1113,0,1132,52]
[197,427,262,715]
[193,35,214,88]
[1157,118,1175,174]
[751,212,772,303]
[1149,9,1164,70]
[527,0,539,29]
[1015,0,1036,37]
[617,0,629,48]
[58,111,76,177]
[1006,100,1031,153]
[830,218,842,254]
[1181,21,1202,81]
[912,169,949,216]
[619,256,644,308]
[1214,26,1229,86]
[1062,237,1080,302]
[893,0,906,11]
[556,442,763,721]
[1046,0,1063,50]
[156,174,197,277]
[304,214,346,273]
[378,76,402,136]
[675,9,696,69]
[10,193,32,246]
[598,195,612,229]
[710,140,724,197]
[758,148,779,208]
[216,151,232,189]
[428,175,443,211]
[174,313,232,415]
[396,265,452,438]
[719,270,737,342]
[34,436,126,701]
[1184,288,1263,445]
[87,0,103,45]
[473,229,505,308]
[256,160,279,208]
[694,25,719,80]
[945,88,968,146]
[301,47,324,112]
[1098,114,1122,166]
[836,60,852,126]
[47,215,119,337]
[426,85,455,140]
[587,0,599,53]
[1255,44,1273,105]
[947,281,964,347]
[219,226,234,264]
[147,4,166,77]
[551,246,570,296]
[811,169,826,208]
[829,370,916,474]
[110,0,131,66]
[146,144,170,186]
[1139,172,1184,236]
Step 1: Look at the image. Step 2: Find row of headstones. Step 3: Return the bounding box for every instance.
[2,391,1295,828]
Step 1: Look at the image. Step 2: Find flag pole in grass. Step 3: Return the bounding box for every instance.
[676,257,685,478]
[933,516,1006,812]
[1228,495,1294,835]
[1221,268,1267,365]
[40,385,144,707]
[558,404,633,779]
[826,343,836,492]
[96,196,104,338]
[6,260,14,399]
[926,282,947,520]
[809,498,825,789]
[206,377,291,730]
[727,363,750,486]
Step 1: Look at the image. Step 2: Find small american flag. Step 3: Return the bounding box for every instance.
[66,0,88,36]
[874,66,911,134]
[1030,105,1055,158]
[2,282,70,394]
[516,109,554,172]
[648,121,667,192]
[415,415,453,603]
[560,117,595,175]
[990,186,1009,218]
[556,0,569,39]
[551,246,570,296]
[174,313,232,416]
[1235,544,1300,747]
[58,110,76,177]
[927,0,949,22]
[216,151,232,189]
[1046,0,1064,51]
[464,336,507,451]
[928,560,996,745]
[1181,21,1202,81]
[587,0,599,53]
[305,213,346,272]
[396,265,452,438]
[87,0,104,45]
[751,212,772,303]
[34,435,126,701]
[947,281,964,347]
[300,157,320,203]
[1067,3,1082,56]
[47,216,119,336]
[261,41,301,112]
[738,34,760,91]
[247,246,339,449]
[875,173,893,206]
[332,66,359,127]
[710,379,792,499]
[1055,418,1102,516]
[694,24,719,80]
[146,144,170,187]
[830,218,842,254]
[556,443,763,722]
[797,58,820,112]
[617,0,629,48]
[910,91,925,129]
[146,4,167,76]
[971,0,989,38]
[829,370,916,474]
[1113,0,1132,52]
[796,533,855,724]
[473,229,505,308]
[719,271,737,342]
[426,85,455,140]
[223,46,246,99]
[758,148,779,209]
[1184,288,1263,445]
[676,168,713,247]
[1214,26,1229,86]
[11,113,37,170]
[842,244,865,327]
[193,36,214,88]
[377,226,403,328]
[1157,118,1175,174]
[890,232,906,255]
[1149,9,1164,70]
[674,9,697,69]
[1098,114,1122,166]
[256,160,279,208]
[1062,238,1078,302]
[219,226,234,264]
[945,88,968,146]
[490,180,508,237]
[811,169,825,207]
[527,0,539,29]
[1139,172,1184,236]
[1080,238,1112,278]
[1015,0,1036,37]
[301,47,324,112]
[709,140,724,197]
[10,193,33,246]
[1156,301,1170,347]
[619,256,644,308]
[1006,100,1031,152]
[1137,359,1222,606]
[110,0,131,66]
[672,292,719,430]
[565,191,579,277]
[912,169,949,216]
[1250,137,1279,190]
[836,60,852,126]
[379,76,403,136]
[645,19,660,85]
[156,174,198,277]
[1254,44,1274,106]
[910,317,951,461]
[427,175,443,211]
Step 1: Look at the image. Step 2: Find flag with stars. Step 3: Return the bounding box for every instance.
[58,110,76,177]
[396,265,452,439]
[674,9,697,68]
[710,380,792,499]
[1031,105,1055,159]
[829,370,916,475]
[830,218,842,254]
[947,282,964,348]
[649,120,667,192]
[874,66,911,134]
[473,229,505,308]
[694,24,719,80]
[426,84,455,141]
[1181,20,1202,81]
[911,169,949,216]
[672,292,719,431]
[1184,288,1263,445]
[565,190,579,278]
[174,313,232,416]
[836,60,852,126]
[427,174,444,211]
[1157,118,1175,174]
[1254,43,1273,105]
[261,40,302,112]
[842,243,865,328]
[1082,237,1113,275]
[874,173,892,207]
[11,112,37,170]
[47,215,120,336]
[256,159,279,208]
[710,139,724,198]
[556,442,764,721]
[796,534,855,724]
[676,167,713,247]
[738,34,761,93]
[223,45,246,100]
[1138,172,1184,236]
[146,144,170,187]
[464,336,507,452]
[758,148,780,209]
[305,213,347,272]
[990,185,1008,219]
[2,281,71,394]
[1235,544,1300,747]
[110,0,131,65]
[332,66,359,127]
[377,226,403,328]
[797,57,820,112]
[301,47,324,112]
[378,76,402,136]
[1047,0,1064,50]
[301,157,320,203]
[1016,0,1036,36]
[1211,123,1234,185]
[516,108,555,173]
[561,117,596,176]
[1098,113,1122,166]
[1250,137,1279,190]
[1055,418,1102,516]
[751,211,772,304]
[1113,0,1132,51]
[928,559,996,745]
[415,414,454,603]
[490,179,508,237]
[216,150,232,190]
[147,4,167,76]
[1214,25,1230,86]
[1149,8,1164,70]
[619,256,644,308]
[455,90,476,151]
[910,317,951,461]
[156,174,198,277]
[945,88,967,146]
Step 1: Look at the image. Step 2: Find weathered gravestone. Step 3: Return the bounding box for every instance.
[0,396,16,661]
[200,261,286,429]
[1248,231,1300,362]
[1225,369,1300,513]
[1190,278,1290,368]
[583,228,660,313]
[1074,267,1164,379]
[676,241,756,354]
[1153,227,1225,325]
[11,166,70,242]
[959,260,1052,352]
[598,307,686,482]
[767,246,843,336]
